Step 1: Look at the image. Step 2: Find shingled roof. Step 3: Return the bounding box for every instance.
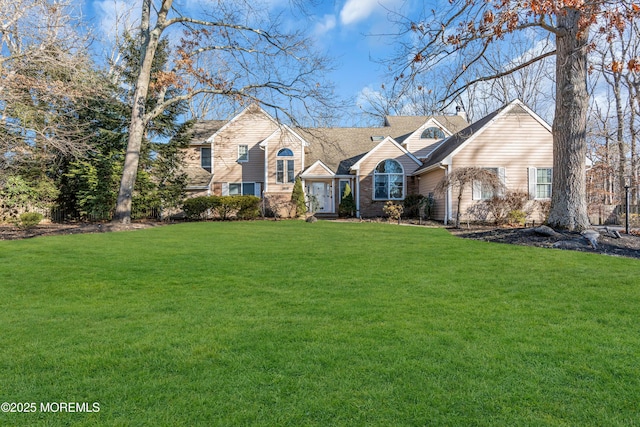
[187,112,469,175]
[188,120,227,144]
[414,102,527,174]
[298,127,387,174]
[384,115,469,142]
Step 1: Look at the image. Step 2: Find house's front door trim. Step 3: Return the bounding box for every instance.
[306,181,333,213]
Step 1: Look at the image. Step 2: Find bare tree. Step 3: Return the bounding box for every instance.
[113,0,337,223]
[385,0,640,230]
[434,167,504,228]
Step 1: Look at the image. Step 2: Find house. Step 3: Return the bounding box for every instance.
[412,100,555,223]
[182,99,554,223]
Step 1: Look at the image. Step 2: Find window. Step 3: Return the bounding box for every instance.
[472,168,505,200]
[536,168,552,199]
[276,148,295,184]
[373,159,404,200]
[201,147,211,172]
[228,182,259,196]
[237,145,249,162]
[420,127,445,139]
[481,168,499,200]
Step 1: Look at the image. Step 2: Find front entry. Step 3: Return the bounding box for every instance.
[306,182,332,213]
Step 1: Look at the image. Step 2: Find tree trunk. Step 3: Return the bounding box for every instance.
[547,9,591,231]
[113,1,166,224]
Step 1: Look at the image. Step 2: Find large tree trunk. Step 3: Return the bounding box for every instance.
[547,9,591,231]
[113,0,167,223]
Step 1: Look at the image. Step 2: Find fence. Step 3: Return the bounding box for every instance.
[44,206,162,223]
[613,204,640,227]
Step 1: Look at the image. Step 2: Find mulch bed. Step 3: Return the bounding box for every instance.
[449,226,640,259]
[0,222,165,241]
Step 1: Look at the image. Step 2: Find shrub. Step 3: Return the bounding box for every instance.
[403,194,424,218]
[213,196,242,220]
[423,194,436,219]
[338,183,356,217]
[290,177,306,217]
[182,196,214,220]
[236,196,261,220]
[507,210,527,226]
[383,201,403,223]
[17,212,43,228]
[484,190,530,225]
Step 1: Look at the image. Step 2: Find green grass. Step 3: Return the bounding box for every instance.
[1,221,640,426]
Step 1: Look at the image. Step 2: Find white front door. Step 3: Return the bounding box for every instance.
[307,182,332,213]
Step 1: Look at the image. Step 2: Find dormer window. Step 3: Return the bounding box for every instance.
[420,127,445,139]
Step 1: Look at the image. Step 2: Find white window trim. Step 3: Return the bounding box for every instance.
[276,149,295,184]
[224,182,262,197]
[200,147,212,171]
[237,145,249,163]
[472,167,505,200]
[373,159,405,201]
[529,167,552,200]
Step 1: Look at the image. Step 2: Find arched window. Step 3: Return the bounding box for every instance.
[420,127,445,139]
[374,159,404,200]
[276,148,295,183]
[277,148,294,156]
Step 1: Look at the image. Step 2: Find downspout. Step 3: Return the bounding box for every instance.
[354,168,361,218]
[260,144,268,194]
[439,164,450,226]
[209,136,215,195]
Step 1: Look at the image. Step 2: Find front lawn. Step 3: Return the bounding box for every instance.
[1,221,639,426]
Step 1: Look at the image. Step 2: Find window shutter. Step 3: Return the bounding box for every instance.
[498,167,506,196]
[222,182,229,196]
[472,180,482,200]
[528,167,537,199]
[255,183,262,197]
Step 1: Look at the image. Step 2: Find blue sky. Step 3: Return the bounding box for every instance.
[80,0,411,118]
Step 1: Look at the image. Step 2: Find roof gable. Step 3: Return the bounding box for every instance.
[211,104,280,140]
[413,99,551,174]
[300,160,335,177]
[350,136,422,171]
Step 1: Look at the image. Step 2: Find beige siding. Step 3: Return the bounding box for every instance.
[265,131,305,193]
[403,121,448,158]
[452,109,552,222]
[305,162,333,176]
[214,111,276,184]
[418,168,447,220]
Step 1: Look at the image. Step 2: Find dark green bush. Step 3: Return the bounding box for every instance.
[291,177,306,217]
[236,196,261,220]
[403,194,424,218]
[182,196,216,220]
[213,196,241,220]
[18,212,43,228]
[184,195,263,220]
[338,183,356,217]
[423,194,436,219]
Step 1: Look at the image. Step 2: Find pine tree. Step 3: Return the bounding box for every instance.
[338,182,356,217]
[291,177,307,217]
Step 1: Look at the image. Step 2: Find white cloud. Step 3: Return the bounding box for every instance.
[313,14,337,36]
[92,0,141,41]
[339,0,400,26]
